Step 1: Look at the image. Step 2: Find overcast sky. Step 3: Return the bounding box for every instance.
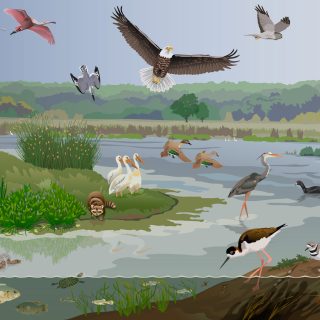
[0,0,318,85]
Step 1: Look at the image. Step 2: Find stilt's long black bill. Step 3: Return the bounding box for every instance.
[219,257,230,269]
[10,30,17,35]
[305,247,309,251]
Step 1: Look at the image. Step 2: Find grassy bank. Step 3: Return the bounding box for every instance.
[243,135,318,143]
[106,133,144,139]
[2,118,320,140]
[168,134,211,141]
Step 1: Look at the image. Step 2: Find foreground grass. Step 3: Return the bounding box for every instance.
[243,135,318,143]
[271,254,309,270]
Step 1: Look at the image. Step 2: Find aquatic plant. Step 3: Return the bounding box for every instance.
[15,116,101,170]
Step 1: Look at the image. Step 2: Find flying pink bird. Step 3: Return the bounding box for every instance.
[4,8,56,44]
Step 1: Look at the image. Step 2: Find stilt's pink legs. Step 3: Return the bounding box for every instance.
[252,249,273,291]
[244,251,265,284]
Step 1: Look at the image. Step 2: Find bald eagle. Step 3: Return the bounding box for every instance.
[112,7,239,93]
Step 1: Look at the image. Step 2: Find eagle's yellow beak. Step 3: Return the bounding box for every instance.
[166,45,173,52]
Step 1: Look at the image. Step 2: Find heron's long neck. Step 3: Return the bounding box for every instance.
[260,157,270,179]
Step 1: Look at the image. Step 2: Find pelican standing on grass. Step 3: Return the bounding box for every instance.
[128,153,144,194]
[107,155,123,185]
[4,8,56,44]
[228,152,281,219]
[109,155,137,197]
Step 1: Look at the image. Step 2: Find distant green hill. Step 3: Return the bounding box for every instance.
[0,81,320,121]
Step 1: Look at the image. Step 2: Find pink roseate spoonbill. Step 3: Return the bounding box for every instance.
[220,224,287,291]
[4,8,56,44]
[228,152,281,219]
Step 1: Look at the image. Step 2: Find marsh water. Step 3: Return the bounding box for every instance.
[0,136,320,278]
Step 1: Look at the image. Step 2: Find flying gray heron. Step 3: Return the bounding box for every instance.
[246,5,290,40]
[228,152,281,218]
[70,65,101,101]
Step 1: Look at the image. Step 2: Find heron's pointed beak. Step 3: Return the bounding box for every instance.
[10,30,17,35]
[272,153,281,158]
[219,257,230,269]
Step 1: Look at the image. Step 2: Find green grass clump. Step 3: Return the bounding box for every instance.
[0,177,7,200]
[41,183,87,229]
[272,254,309,270]
[15,117,101,170]
[168,134,211,140]
[107,133,144,139]
[0,182,86,233]
[243,135,318,143]
[300,146,320,157]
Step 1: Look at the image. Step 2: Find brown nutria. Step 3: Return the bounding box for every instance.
[87,191,116,221]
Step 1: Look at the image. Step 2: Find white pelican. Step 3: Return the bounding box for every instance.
[107,155,123,185]
[128,153,144,194]
[109,155,137,197]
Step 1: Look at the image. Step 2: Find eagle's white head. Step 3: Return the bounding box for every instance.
[160,45,174,59]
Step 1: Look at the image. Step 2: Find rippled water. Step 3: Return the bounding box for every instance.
[1,136,320,278]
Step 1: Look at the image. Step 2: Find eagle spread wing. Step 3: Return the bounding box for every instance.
[112,6,161,66]
[255,5,274,32]
[168,50,239,75]
[275,17,290,33]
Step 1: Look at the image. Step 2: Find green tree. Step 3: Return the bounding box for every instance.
[196,102,209,122]
[170,93,199,122]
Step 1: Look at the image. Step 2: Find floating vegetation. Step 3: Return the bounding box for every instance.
[300,146,320,157]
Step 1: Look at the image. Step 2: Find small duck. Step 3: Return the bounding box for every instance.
[109,155,137,197]
[296,180,320,194]
[192,151,222,169]
[128,153,144,194]
[160,139,192,162]
[305,242,320,260]
[107,155,123,184]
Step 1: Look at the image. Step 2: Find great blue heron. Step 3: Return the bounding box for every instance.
[70,65,101,101]
[228,152,281,218]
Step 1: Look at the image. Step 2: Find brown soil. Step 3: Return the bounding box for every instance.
[69,260,320,320]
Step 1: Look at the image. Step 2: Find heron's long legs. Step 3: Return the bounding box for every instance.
[240,192,251,218]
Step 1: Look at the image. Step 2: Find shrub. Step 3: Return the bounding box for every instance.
[0,185,45,233]
[15,116,101,170]
[300,146,315,156]
[42,183,87,229]
[0,183,87,233]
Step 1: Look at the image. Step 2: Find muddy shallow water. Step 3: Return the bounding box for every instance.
[0,136,320,277]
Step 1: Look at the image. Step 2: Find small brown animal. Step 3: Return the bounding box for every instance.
[87,191,116,221]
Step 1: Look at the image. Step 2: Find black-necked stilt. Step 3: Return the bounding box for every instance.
[305,242,320,260]
[220,224,287,291]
